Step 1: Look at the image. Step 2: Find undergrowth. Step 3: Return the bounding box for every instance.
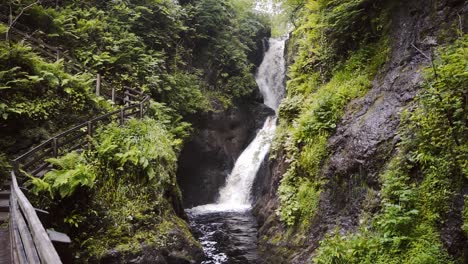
[30,118,199,262]
[275,38,389,228]
[313,34,467,264]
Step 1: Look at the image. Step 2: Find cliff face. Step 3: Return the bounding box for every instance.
[253,0,467,262]
[178,101,274,208]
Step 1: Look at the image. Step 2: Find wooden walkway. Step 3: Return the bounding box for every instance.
[0,187,11,264]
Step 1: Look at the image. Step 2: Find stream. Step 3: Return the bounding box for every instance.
[186,37,286,264]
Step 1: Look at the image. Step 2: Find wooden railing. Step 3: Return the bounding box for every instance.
[13,87,150,177]
[9,172,62,263]
[9,87,150,263]
[1,14,153,262]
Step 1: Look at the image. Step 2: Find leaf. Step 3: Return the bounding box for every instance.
[27,75,44,83]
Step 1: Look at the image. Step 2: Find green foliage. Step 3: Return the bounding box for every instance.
[276,39,389,227]
[29,118,197,261]
[285,0,389,85]
[0,152,10,186]
[92,118,178,187]
[184,0,269,98]
[32,152,96,198]
[0,42,95,121]
[155,72,210,115]
[7,0,269,115]
[313,34,467,264]
[147,101,193,150]
[0,38,100,153]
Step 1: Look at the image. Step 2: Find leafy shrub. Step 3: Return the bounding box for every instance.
[276,39,389,227]
[29,118,194,261]
[313,34,467,264]
[0,153,10,186]
[31,152,95,198]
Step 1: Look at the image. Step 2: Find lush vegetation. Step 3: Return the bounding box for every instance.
[271,0,390,228]
[30,118,200,262]
[0,0,271,261]
[0,0,270,154]
[314,34,467,264]
[266,0,466,263]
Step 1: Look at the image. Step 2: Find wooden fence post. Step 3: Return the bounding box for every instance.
[56,50,60,62]
[111,88,116,103]
[139,102,144,119]
[13,160,19,173]
[120,108,125,125]
[124,90,129,106]
[96,74,101,96]
[87,121,93,136]
[52,138,58,158]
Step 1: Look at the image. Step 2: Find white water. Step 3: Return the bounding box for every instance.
[188,37,286,215]
[256,37,286,111]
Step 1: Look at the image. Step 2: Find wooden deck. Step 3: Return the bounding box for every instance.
[0,187,11,264]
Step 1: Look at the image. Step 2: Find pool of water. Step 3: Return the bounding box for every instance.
[187,210,263,264]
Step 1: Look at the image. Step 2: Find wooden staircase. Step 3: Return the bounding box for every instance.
[0,185,11,264]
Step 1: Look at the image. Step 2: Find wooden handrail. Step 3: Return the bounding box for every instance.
[10,171,62,263]
[13,90,149,172]
[2,18,152,262]
[9,90,150,263]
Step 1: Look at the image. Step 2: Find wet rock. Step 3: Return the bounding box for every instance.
[253,0,467,262]
[177,101,274,208]
[99,230,204,264]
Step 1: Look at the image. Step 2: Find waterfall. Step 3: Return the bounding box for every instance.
[256,38,286,111]
[188,37,286,214]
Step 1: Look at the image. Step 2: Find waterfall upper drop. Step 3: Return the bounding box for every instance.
[188,37,286,214]
[256,37,286,111]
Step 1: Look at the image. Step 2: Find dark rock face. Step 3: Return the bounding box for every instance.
[253,0,467,262]
[99,230,204,264]
[177,101,274,208]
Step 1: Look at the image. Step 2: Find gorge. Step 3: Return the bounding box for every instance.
[0,0,466,263]
[185,36,286,263]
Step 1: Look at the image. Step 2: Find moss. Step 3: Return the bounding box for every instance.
[313,34,467,264]
[29,119,201,263]
[276,36,390,227]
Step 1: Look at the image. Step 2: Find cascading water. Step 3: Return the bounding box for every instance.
[256,38,286,112]
[187,36,287,264]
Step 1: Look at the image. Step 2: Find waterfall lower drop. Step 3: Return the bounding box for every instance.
[187,37,286,264]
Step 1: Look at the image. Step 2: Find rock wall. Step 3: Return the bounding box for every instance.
[253,0,467,262]
[177,101,274,208]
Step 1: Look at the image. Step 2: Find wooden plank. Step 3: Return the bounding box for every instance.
[68,142,86,152]
[125,87,144,95]
[10,193,27,264]
[11,172,62,263]
[12,229,27,264]
[54,122,88,140]
[95,74,101,96]
[57,132,87,149]
[124,91,141,99]
[12,192,40,263]
[90,109,120,123]
[47,230,71,244]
